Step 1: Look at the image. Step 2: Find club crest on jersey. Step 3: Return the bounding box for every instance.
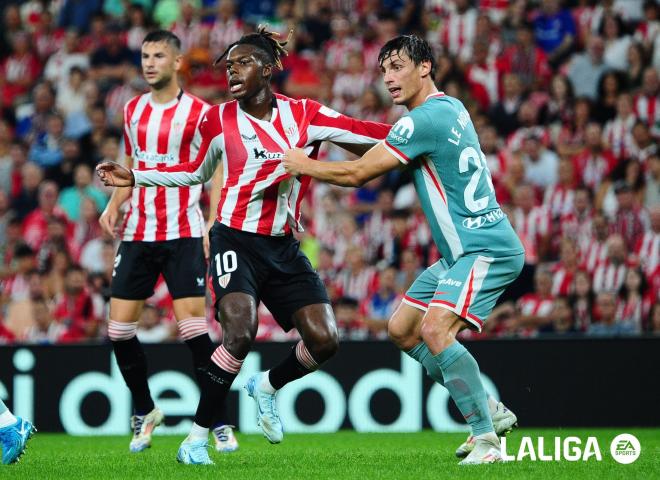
[218,273,231,289]
[241,133,258,142]
[253,148,285,160]
[284,124,297,137]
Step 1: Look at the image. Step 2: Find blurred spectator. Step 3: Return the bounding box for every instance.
[499,21,552,91]
[58,0,102,34]
[11,161,43,221]
[437,0,478,62]
[361,266,400,339]
[171,0,204,53]
[0,244,36,303]
[125,5,150,53]
[600,13,631,71]
[22,296,63,344]
[54,264,101,342]
[603,92,636,161]
[588,291,637,336]
[567,35,608,100]
[539,296,576,334]
[533,0,576,67]
[56,66,89,119]
[569,269,595,331]
[645,154,660,208]
[594,70,624,124]
[514,266,555,334]
[551,238,579,296]
[324,15,361,71]
[593,234,628,294]
[395,248,423,293]
[58,164,107,221]
[28,113,65,169]
[1,32,41,106]
[89,22,135,90]
[560,186,594,250]
[464,39,499,112]
[16,82,56,142]
[137,304,174,343]
[208,0,244,60]
[521,130,559,190]
[335,246,377,302]
[334,296,368,340]
[543,158,575,219]
[33,10,65,61]
[617,267,651,333]
[573,122,617,192]
[633,67,660,139]
[489,71,524,138]
[609,180,648,249]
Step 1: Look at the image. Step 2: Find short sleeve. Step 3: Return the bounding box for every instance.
[382,109,435,165]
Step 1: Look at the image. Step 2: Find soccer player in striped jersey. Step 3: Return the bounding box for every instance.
[98,30,236,455]
[283,35,524,465]
[97,27,390,465]
[0,399,35,464]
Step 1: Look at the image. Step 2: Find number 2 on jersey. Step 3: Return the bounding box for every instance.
[458,146,495,213]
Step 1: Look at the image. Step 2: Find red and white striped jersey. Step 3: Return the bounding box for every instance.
[122,91,210,242]
[133,94,390,236]
[335,266,378,302]
[560,209,594,249]
[517,293,554,318]
[512,206,551,242]
[635,231,659,277]
[439,8,477,62]
[592,261,627,294]
[543,184,575,219]
[603,114,636,160]
[551,263,574,296]
[633,93,660,137]
[579,238,608,273]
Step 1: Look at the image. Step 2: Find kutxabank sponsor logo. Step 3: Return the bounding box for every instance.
[500,434,641,463]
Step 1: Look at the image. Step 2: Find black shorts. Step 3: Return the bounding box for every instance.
[209,222,330,331]
[111,237,207,300]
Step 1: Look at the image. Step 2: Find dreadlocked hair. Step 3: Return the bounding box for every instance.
[214,25,293,70]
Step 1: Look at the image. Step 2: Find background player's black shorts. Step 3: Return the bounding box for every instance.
[111,237,207,300]
[209,222,330,331]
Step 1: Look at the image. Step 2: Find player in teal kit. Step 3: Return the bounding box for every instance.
[284,35,523,464]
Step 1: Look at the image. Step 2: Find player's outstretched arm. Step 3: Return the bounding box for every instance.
[283,143,400,188]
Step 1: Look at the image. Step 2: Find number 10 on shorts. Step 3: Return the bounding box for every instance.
[215,251,237,289]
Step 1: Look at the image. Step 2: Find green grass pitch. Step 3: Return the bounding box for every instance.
[2,428,658,479]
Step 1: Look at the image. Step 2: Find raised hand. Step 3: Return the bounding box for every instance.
[96,161,135,187]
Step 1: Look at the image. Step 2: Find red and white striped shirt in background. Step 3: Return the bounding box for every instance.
[616,296,649,333]
[543,184,575,219]
[335,266,378,302]
[572,150,617,191]
[512,206,551,245]
[635,231,659,277]
[465,59,500,111]
[171,20,205,53]
[592,261,628,294]
[133,94,390,236]
[208,17,245,59]
[324,37,362,71]
[633,93,660,137]
[122,91,210,242]
[579,238,608,273]
[560,210,594,250]
[517,293,554,319]
[551,263,575,296]
[479,0,509,23]
[439,7,477,62]
[603,114,636,160]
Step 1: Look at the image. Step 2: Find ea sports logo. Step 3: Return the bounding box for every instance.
[610,433,640,464]
[392,117,415,140]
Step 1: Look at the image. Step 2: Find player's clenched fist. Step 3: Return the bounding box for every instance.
[96,161,135,187]
[283,148,312,177]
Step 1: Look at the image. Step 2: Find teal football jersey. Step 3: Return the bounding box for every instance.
[383,93,524,265]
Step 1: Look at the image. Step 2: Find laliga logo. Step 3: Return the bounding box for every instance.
[501,434,641,463]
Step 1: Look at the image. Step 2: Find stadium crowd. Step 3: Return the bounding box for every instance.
[0,0,658,345]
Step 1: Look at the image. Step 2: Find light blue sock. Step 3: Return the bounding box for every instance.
[406,342,444,385]
[433,342,493,436]
[0,399,7,414]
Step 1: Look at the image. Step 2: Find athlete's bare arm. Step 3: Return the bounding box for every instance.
[99,155,134,237]
[283,144,401,187]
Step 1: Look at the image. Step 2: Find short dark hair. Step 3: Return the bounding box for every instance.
[142,30,181,51]
[378,35,437,78]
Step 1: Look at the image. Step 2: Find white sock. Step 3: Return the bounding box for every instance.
[0,409,17,428]
[474,431,500,445]
[260,371,277,394]
[487,395,499,415]
[186,422,209,441]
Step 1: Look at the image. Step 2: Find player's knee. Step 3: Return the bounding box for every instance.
[387,318,408,348]
[306,323,339,363]
[419,310,454,347]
